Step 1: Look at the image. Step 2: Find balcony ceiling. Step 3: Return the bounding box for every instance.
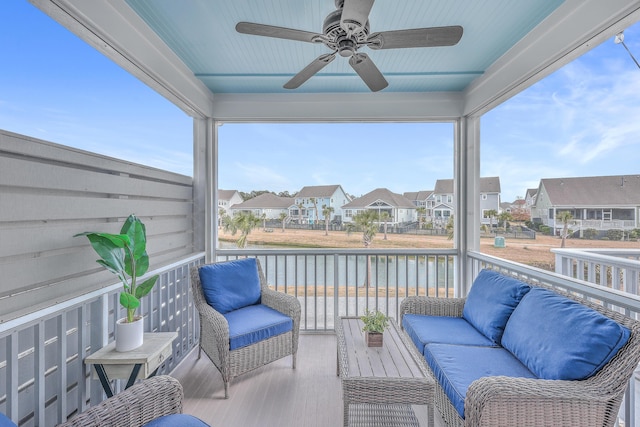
[32,0,640,120]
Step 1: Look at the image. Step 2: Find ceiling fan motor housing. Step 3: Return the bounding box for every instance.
[323,8,369,48]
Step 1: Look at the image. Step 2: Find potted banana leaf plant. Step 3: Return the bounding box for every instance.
[75,214,158,352]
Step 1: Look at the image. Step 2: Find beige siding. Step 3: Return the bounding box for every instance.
[0,130,194,322]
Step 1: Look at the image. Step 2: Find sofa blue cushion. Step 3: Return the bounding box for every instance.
[224,304,293,350]
[462,269,530,344]
[0,414,17,427]
[502,287,631,381]
[424,343,536,419]
[402,314,496,355]
[199,258,261,314]
[142,414,210,427]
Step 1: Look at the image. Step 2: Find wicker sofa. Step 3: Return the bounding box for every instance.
[400,269,640,427]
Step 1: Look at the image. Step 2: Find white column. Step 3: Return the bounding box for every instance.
[193,118,216,262]
[455,115,481,296]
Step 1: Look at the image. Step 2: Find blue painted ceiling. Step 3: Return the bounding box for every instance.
[125,0,564,94]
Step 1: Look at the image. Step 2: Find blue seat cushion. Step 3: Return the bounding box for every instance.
[142,414,210,427]
[402,314,496,355]
[0,414,17,427]
[224,304,293,350]
[462,269,531,345]
[199,258,261,314]
[424,343,536,419]
[502,287,631,380]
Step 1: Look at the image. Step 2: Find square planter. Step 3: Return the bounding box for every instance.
[365,331,383,347]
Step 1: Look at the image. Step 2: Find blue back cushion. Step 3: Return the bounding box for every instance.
[199,258,261,314]
[142,414,210,427]
[462,269,530,344]
[502,287,631,380]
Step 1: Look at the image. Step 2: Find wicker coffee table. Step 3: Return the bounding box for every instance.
[335,317,434,427]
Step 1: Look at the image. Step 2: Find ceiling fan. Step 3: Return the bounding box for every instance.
[236,0,463,92]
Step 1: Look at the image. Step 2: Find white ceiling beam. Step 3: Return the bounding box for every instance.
[211,92,464,122]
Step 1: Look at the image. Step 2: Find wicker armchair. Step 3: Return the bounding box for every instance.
[57,375,183,427]
[400,281,640,427]
[190,259,301,398]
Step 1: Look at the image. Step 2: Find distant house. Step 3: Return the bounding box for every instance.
[525,188,538,213]
[531,175,640,233]
[342,188,416,225]
[404,190,433,212]
[292,185,350,224]
[218,189,243,215]
[500,202,513,213]
[229,193,294,220]
[428,177,501,226]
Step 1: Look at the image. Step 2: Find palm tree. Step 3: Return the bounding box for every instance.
[222,211,260,248]
[557,211,574,248]
[260,212,267,231]
[485,209,498,231]
[352,210,379,289]
[446,215,455,240]
[379,211,390,240]
[279,212,287,232]
[297,202,304,225]
[322,204,334,236]
[310,197,319,225]
[416,207,426,230]
[498,211,513,230]
[218,208,226,228]
[353,210,379,248]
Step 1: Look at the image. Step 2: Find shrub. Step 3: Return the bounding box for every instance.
[583,228,598,240]
[607,229,624,241]
[539,225,551,235]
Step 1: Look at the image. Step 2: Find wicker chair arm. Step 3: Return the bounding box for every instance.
[57,375,182,427]
[196,301,231,359]
[464,376,613,427]
[261,286,302,321]
[400,296,466,318]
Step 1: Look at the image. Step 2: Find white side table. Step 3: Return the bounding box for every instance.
[85,332,177,397]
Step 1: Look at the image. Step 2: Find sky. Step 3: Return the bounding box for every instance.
[2,1,640,202]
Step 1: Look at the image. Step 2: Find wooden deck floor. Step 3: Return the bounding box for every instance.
[170,333,434,427]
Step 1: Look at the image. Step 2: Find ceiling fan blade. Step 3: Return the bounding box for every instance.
[368,26,463,50]
[284,53,336,89]
[341,0,375,35]
[236,22,321,43]
[348,53,388,92]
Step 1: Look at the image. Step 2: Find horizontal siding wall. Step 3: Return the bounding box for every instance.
[0,130,195,323]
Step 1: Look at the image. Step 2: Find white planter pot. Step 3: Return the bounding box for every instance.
[115,316,144,352]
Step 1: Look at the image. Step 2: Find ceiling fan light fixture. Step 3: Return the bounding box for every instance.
[338,38,357,57]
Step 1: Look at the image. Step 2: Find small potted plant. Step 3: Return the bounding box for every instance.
[75,214,158,352]
[360,309,389,347]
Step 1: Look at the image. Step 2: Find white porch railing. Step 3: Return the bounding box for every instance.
[552,248,640,295]
[216,248,458,331]
[469,250,640,427]
[578,219,637,230]
[5,248,640,426]
[0,254,204,427]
